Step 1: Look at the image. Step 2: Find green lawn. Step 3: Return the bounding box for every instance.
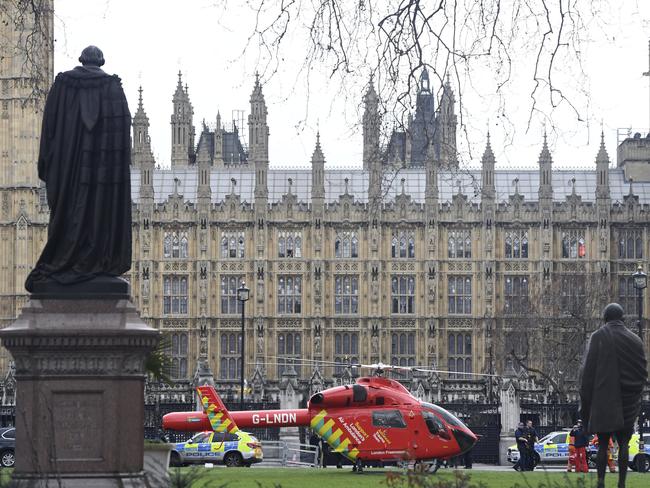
[173,467,649,488]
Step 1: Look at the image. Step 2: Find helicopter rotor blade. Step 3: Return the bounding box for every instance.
[253,356,499,378]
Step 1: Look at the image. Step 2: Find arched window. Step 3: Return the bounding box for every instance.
[221,237,229,258]
[286,237,294,257]
[180,236,188,258]
[391,230,414,258]
[295,237,302,258]
[335,237,341,258]
[448,230,471,258]
[448,333,472,379]
[277,332,302,377]
[164,235,173,258]
[278,237,286,258]
[351,235,359,258]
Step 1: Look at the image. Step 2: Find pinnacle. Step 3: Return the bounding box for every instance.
[364,75,378,105]
[538,131,553,165]
[311,132,325,163]
[596,130,610,165]
[481,132,495,167]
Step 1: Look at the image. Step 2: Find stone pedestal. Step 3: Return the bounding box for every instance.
[0,298,159,487]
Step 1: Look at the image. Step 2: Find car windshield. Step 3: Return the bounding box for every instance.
[420,402,467,429]
[188,432,211,444]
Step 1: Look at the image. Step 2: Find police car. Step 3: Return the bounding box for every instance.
[507,431,596,467]
[627,433,650,472]
[170,430,263,467]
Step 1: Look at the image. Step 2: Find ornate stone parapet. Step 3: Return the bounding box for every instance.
[0,298,159,488]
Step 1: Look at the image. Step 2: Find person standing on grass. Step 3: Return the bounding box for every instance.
[570,420,589,473]
[567,424,578,472]
[579,303,647,488]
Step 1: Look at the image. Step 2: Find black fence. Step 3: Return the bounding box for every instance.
[0,406,14,428]
[442,402,501,464]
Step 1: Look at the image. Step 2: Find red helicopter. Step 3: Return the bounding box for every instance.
[163,362,486,472]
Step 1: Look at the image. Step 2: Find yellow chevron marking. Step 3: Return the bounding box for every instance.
[310,410,328,428]
[318,419,335,437]
[336,438,351,452]
[329,429,343,443]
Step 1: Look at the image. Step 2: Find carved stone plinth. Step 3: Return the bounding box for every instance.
[0,299,159,488]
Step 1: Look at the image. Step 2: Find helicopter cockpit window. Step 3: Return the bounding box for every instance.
[422,410,446,435]
[372,409,407,428]
[420,402,466,428]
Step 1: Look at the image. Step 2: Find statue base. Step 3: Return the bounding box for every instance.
[0,298,159,488]
[29,275,130,300]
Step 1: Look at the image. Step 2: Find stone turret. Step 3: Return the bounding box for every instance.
[170,72,195,166]
[249,74,269,200]
[481,132,496,200]
[362,75,380,172]
[538,132,553,202]
[617,131,650,181]
[437,75,458,167]
[596,131,611,200]
[133,87,155,201]
[213,111,224,166]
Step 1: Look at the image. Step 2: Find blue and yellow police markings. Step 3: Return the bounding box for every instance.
[310,409,360,461]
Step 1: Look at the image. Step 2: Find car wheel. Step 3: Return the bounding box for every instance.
[169,451,182,468]
[1,450,15,468]
[634,454,650,473]
[224,451,243,467]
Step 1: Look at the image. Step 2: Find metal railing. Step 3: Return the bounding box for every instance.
[259,441,319,467]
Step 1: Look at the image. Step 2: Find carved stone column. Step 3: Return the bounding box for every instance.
[499,378,521,465]
[0,298,159,487]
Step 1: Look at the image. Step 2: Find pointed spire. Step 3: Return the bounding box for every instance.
[311,131,325,162]
[628,177,634,197]
[596,130,610,164]
[137,85,143,110]
[539,129,552,163]
[175,71,184,96]
[513,177,520,195]
[252,71,263,98]
[364,74,378,105]
[570,177,577,196]
[481,131,495,166]
[400,178,406,195]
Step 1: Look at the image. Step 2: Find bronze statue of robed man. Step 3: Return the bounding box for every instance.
[25,46,132,295]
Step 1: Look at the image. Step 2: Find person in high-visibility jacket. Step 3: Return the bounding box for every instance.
[592,434,616,473]
[567,425,577,472]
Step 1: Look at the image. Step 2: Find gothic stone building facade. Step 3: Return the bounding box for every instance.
[2,3,650,404]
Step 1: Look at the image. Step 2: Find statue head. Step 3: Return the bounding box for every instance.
[79,46,105,67]
[603,302,624,322]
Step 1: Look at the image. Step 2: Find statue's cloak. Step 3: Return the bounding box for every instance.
[579,320,647,433]
[25,66,132,291]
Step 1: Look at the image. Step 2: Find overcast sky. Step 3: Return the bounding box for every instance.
[53,1,650,171]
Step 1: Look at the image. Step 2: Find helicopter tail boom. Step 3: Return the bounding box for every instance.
[163,408,311,431]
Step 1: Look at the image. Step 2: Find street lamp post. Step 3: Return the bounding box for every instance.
[632,265,647,471]
[237,282,250,411]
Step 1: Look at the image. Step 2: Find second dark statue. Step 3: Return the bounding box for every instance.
[25,46,132,294]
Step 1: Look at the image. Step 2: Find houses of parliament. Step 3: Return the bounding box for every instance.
[2,4,650,402]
